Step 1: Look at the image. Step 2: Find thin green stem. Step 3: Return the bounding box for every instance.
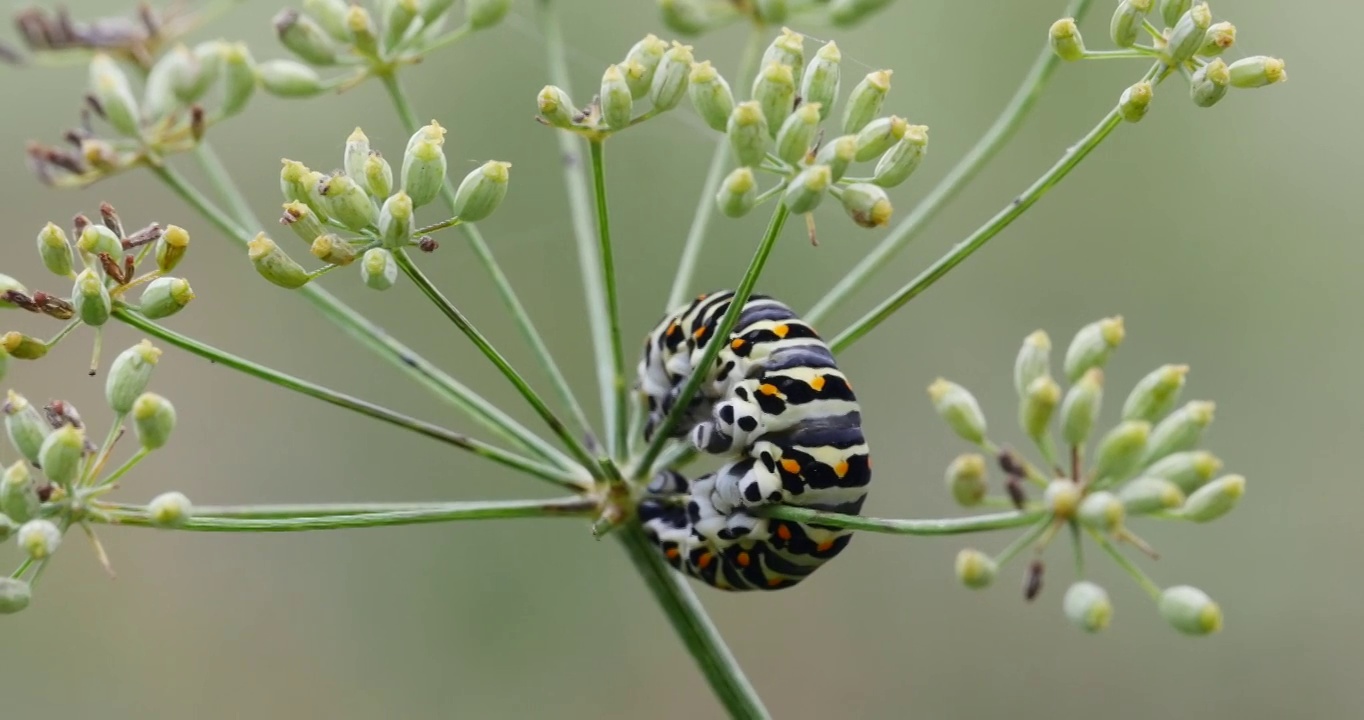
[414,216,463,235]
[587,139,628,459]
[112,307,585,489]
[194,142,262,231]
[44,319,82,348]
[94,447,149,490]
[993,517,1052,566]
[410,23,473,57]
[1086,526,1163,599]
[757,506,1047,535]
[1082,48,1157,59]
[805,0,1096,326]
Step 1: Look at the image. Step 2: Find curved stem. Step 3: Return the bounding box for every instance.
[194,142,262,232]
[805,0,1097,326]
[757,506,1047,535]
[587,139,628,459]
[1086,526,1163,599]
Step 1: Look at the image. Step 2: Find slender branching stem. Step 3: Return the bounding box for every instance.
[194,142,262,232]
[1087,526,1163,599]
[757,506,1048,535]
[586,139,629,460]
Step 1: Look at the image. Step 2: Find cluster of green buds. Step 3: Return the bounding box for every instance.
[659,0,895,35]
[0,339,185,614]
[931,318,1244,636]
[1,203,194,371]
[258,123,510,291]
[1048,1,1285,118]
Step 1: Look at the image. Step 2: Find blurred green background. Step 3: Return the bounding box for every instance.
[1,0,1354,717]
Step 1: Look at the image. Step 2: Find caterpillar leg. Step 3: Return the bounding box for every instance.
[689,396,767,456]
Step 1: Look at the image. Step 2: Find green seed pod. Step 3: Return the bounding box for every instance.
[305,0,352,41]
[1121,364,1189,423]
[834,69,889,136]
[139,277,195,319]
[364,152,394,199]
[815,135,857,182]
[1159,585,1222,635]
[1228,56,1287,88]
[853,116,907,162]
[72,269,112,327]
[182,42,224,103]
[1143,450,1221,493]
[839,183,893,229]
[17,519,61,560]
[310,234,359,266]
[417,0,458,28]
[1045,479,1081,519]
[467,0,510,29]
[259,59,325,98]
[321,174,379,231]
[1163,2,1212,67]
[142,47,181,121]
[752,62,796,135]
[38,425,84,488]
[727,101,769,168]
[379,191,415,246]
[451,161,511,223]
[107,340,163,415]
[955,548,997,589]
[1119,81,1154,123]
[280,160,330,221]
[281,202,325,246]
[650,42,694,112]
[1198,22,1236,57]
[537,85,577,128]
[1020,375,1061,442]
[1159,0,1191,28]
[659,0,710,35]
[716,167,757,218]
[1176,474,1245,523]
[1059,368,1103,446]
[1,333,48,361]
[4,392,49,466]
[401,121,448,209]
[133,392,176,450]
[1118,476,1185,514]
[1,461,39,522]
[78,223,124,264]
[1110,0,1152,48]
[1063,581,1113,633]
[1077,491,1125,532]
[361,248,398,290]
[37,222,75,278]
[927,378,987,445]
[382,0,420,51]
[827,0,895,26]
[755,0,788,24]
[1049,18,1085,62]
[0,274,28,309]
[248,233,312,289]
[774,102,821,165]
[946,453,988,506]
[801,41,841,122]
[1063,316,1124,383]
[1142,400,1215,465]
[687,61,735,133]
[623,35,668,99]
[872,124,928,187]
[155,224,190,273]
[782,164,832,214]
[1091,420,1150,483]
[0,576,28,614]
[346,4,379,56]
[148,490,193,527]
[1014,330,1052,399]
[89,53,141,136]
[220,42,258,117]
[762,28,805,87]
[601,64,634,130]
[274,8,338,65]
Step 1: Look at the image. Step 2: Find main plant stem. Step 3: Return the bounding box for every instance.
[587,139,628,460]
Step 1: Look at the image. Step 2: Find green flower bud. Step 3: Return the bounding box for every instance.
[37,222,75,278]
[872,124,928,187]
[0,512,15,542]
[1063,316,1124,382]
[183,41,225,102]
[1228,56,1287,89]
[383,0,420,51]
[727,101,769,168]
[1119,80,1154,123]
[148,490,193,527]
[451,161,511,223]
[107,340,162,415]
[838,183,893,228]
[762,28,805,87]
[1045,479,1081,519]
[716,167,757,218]
[259,59,325,98]
[89,53,141,136]
[660,0,710,35]
[1063,581,1113,633]
[4,393,48,465]
[1,333,48,361]
[774,102,821,165]
[133,392,176,450]
[346,4,379,56]
[364,152,394,199]
[1176,474,1245,523]
[1143,450,1221,493]
[72,269,112,327]
[1118,476,1184,515]
[38,425,83,487]
[1049,18,1085,62]
[1020,375,1061,441]
[752,62,796,135]
[220,42,258,117]
[537,85,578,128]
[1198,22,1236,57]
[1092,420,1150,483]
[801,41,841,122]
[782,165,832,214]
[17,519,61,560]
[828,0,895,26]
[280,160,330,221]
[1159,585,1222,635]
[0,576,29,614]
[1162,2,1212,67]
[651,42,694,112]
[853,116,907,162]
[417,0,458,28]
[1,461,39,523]
[1142,400,1215,465]
[624,35,668,99]
[1122,364,1189,422]
[281,202,325,246]
[0,274,28,309]
[600,64,634,130]
[139,277,195,319]
[274,8,338,65]
[1077,491,1125,532]
[1059,368,1103,446]
[955,548,997,589]
[361,248,398,291]
[248,233,312,289]
[401,121,448,209]
[155,224,190,273]
[755,0,788,23]
[310,234,359,266]
[1014,330,1052,399]
[946,453,988,506]
[467,0,510,29]
[1110,0,1152,48]
[379,191,415,246]
[321,174,379,231]
[305,0,353,41]
[1160,0,1191,27]
[687,61,735,133]
[927,378,987,445]
[78,223,124,264]
[810,136,853,184]
[142,47,182,121]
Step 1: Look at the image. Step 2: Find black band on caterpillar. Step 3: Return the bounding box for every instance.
[635,291,872,591]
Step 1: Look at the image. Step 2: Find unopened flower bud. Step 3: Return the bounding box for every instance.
[416,0,457,28]
[955,548,997,589]
[1119,81,1153,122]
[1142,400,1215,465]
[17,519,61,560]
[1,333,48,360]
[361,248,398,291]
[0,274,24,309]
[0,577,30,614]
[1163,2,1212,67]
[379,191,414,246]
[185,41,226,102]
[762,28,805,87]
[78,223,123,263]
[281,202,325,246]
[1228,56,1287,89]
[155,224,190,273]
[1122,364,1189,423]
[716,167,757,218]
[1,462,39,522]
[1020,375,1061,441]
[537,85,577,128]
[842,69,890,135]
[382,0,420,51]
[752,62,796,135]
[1143,450,1221,493]
[452,161,510,223]
[853,115,907,162]
[928,378,987,445]
[727,101,769,168]
[755,0,788,22]
[1160,0,1191,27]
[1159,585,1222,635]
[4,392,49,465]
[72,269,112,327]
[38,425,84,487]
[1176,474,1244,523]
[816,135,856,182]
[280,160,330,221]
[136,277,192,319]
[1013,330,1052,398]
[873,124,928,187]
[659,0,710,35]
[148,490,193,527]
[687,61,735,132]
[467,0,510,29]
[1092,420,1150,483]
[364,152,394,199]
[1118,476,1185,514]
[132,392,176,450]
[90,53,141,136]
[259,59,325,98]
[346,4,379,56]
[1045,479,1081,519]
[310,234,359,266]
[401,121,448,209]
[1110,0,1152,48]
[106,340,162,414]
[248,233,312,289]
[600,64,634,130]
[800,42,841,123]
[827,0,895,26]
[321,174,379,231]
[1198,21,1236,57]
[1049,18,1085,62]
[624,35,667,99]
[37,223,74,278]
[1077,491,1125,531]
[1063,316,1124,383]
[274,8,338,65]
[220,42,257,117]
[1059,368,1103,446]
[775,102,821,165]
[782,164,832,214]
[946,453,988,506]
[651,42,694,112]
[838,183,892,228]
[1063,581,1113,633]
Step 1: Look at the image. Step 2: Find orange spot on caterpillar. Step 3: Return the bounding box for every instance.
[809,375,826,392]
[666,321,679,337]
[693,326,707,339]
[817,540,835,552]
[731,338,746,350]
[697,552,714,570]
[772,324,789,338]
[767,577,787,588]
[776,524,793,541]
[737,552,751,567]
[781,458,801,474]
[758,383,780,396]
[834,460,849,478]
[665,547,680,559]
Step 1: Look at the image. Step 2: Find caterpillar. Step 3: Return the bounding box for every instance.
[635,290,871,591]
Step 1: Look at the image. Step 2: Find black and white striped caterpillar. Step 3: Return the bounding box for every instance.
[635,291,872,591]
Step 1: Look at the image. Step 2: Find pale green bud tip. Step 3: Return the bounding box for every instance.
[927,378,988,444]
[1120,81,1154,122]
[1164,3,1212,66]
[1119,476,1185,514]
[1199,22,1236,57]
[258,59,324,97]
[783,165,832,214]
[0,577,31,614]
[17,519,61,560]
[947,453,988,506]
[1178,474,1245,523]
[1228,57,1287,89]
[1077,491,1125,531]
[1160,0,1191,27]
[1014,330,1052,397]
[717,167,757,218]
[148,491,193,527]
[601,64,633,129]
[132,392,176,450]
[1063,581,1113,633]
[1045,480,1081,519]
[467,0,511,29]
[1022,375,1061,440]
[1064,316,1125,382]
[248,233,311,289]
[1191,58,1231,108]
[38,222,74,277]
[1159,585,1223,635]
[107,339,162,414]
[162,225,190,250]
[955,548,997,589]
[310,234,358,266]
[538,85,576,127]
[361,248,398,291]
[816,41,841,62]
[1122,363,1189,422]
[1092,420,1151,481]
[0,274,28,308]
[139,277,195,319]
[1145,450,1222,492]
[1050,18,1085,61]
[2,332,49,360]
[73,268,112,326]
[452,161,511,223]
[38,424,84,486]
[840,68,891,136]
[78,224,122,257]
[839,183,893,229]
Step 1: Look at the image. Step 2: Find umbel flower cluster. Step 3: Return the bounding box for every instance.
[659,0,895,35]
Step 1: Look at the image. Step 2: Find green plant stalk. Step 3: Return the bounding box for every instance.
[587,139,629,460]
[993,517,1052,566]
[112,306,585,489]
[195,142,262,231]
[1086,526,1162,599]
[148,162,575,471]
[805,0,1097,326]
[757,506,1047,535]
